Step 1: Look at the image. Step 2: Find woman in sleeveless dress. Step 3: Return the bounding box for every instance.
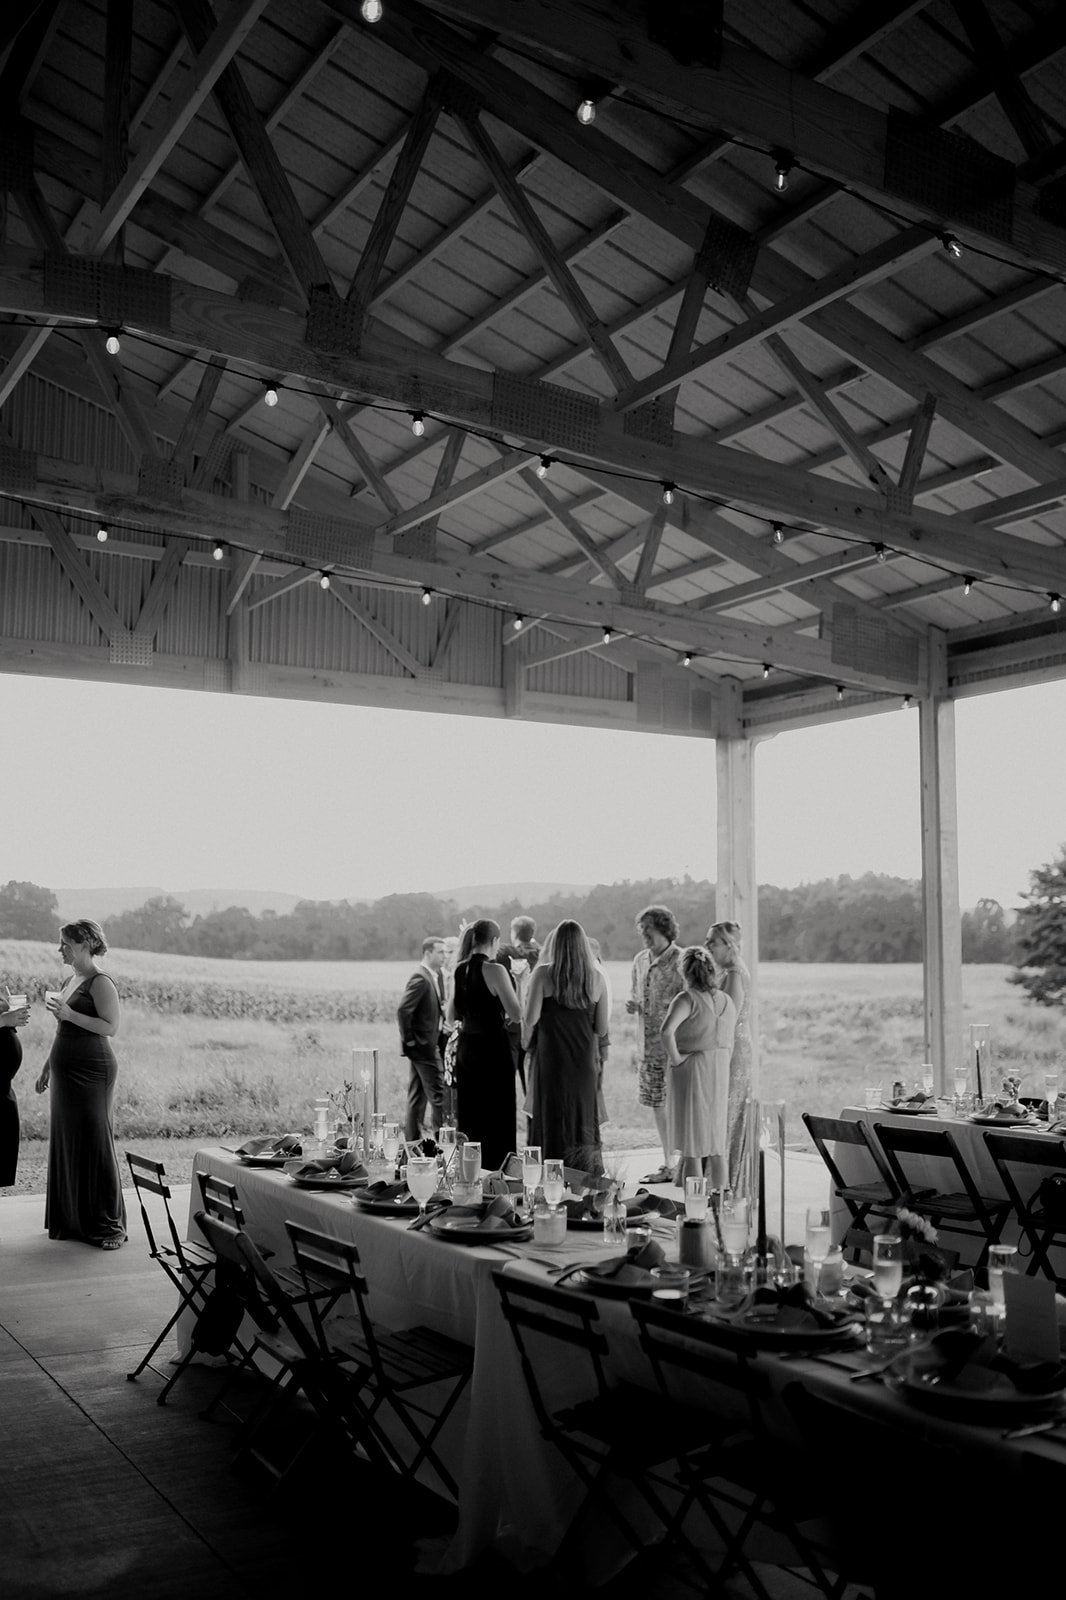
[447,918,521,1170]
[0,990,30,1186]
[35,919,126,1248]
[661,946,737,1186]
[523,920,609,1176]
[706,920,752,1191]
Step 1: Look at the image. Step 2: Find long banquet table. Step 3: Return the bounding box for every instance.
[185,1148,1066,1582]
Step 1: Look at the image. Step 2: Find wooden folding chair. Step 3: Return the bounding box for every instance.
[125,1152,220,1404]
[801,1112,908,1235]
[494,1269,720,1587]
[984,1131,1066,1288]
[286,1220,473,1499]
[874,1120,1011,1279]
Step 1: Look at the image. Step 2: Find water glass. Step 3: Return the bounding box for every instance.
[865,1295,908,1357]
[805,1206,832,1274]
[904,1282,945,1341]
[872,1234,904,1300]
[406,1156,438,1219]
[1045,1073,1060,1121]
[987,1243,1018,1310]
[458,1141,481,1184]
[920,1064,935,1095]
[684,1176,709,1220]
[542,1158,565,1207]
[522,1144,543,1214]
[650,1266,691,1308]
[719,1193,750,1259]
[863,1083,882,1110]
[382,1121,400,1162]
[715,1258,750,1310]
[952,1067,969,1105]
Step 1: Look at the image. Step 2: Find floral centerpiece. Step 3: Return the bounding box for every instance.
[891,1206,951,1284]
[326,1080,362,1149]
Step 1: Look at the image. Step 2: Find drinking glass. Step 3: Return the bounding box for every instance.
[805,1206,832,1286]
[542,1158,565,1207]
[650,1266,691,1308]
[920,1063,935,1095]
[987,1243,1018,1311]
[458,1141,481,1185]
[406,1156,438,1220]
[871,1234,904,1300]
[522,1145,543,1216]
[865,1295,907,1357]
[1046,1073,1060,1121]
[952,1067,969,1105]
[382,1121,400,1162]
[684,1176,709,1220]
[719,1193,750,1259]
[864,1083,882,1110]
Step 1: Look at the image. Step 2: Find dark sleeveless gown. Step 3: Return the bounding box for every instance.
[529,994,603,1175]
[45,975,127,1244]
[0,1026,21,1186]
[453,953,515,1170]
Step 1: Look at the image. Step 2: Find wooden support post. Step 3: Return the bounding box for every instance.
[715,678,759,1094]
[918,629,962,1095]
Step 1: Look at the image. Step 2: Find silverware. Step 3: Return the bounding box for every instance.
[850,1359,899,1382]
[1002,1418,1065,1440]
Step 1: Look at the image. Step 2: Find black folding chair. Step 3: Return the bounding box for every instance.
[494,1269,721,1587]
[801,1113,907,1234]
[125,1152,220,1404]
[196,1213,392,1483]
[874,1120,1012,1279]
[630,1300,849,1600]
[196,1169,343,1315]
[286,1220,473,1499]
[984,1131,1066,1288]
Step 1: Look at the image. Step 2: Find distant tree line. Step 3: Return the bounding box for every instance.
[0,874,1015,964]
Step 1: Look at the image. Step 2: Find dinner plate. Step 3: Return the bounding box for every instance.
[563,1264,708,1299]
[351,1189,419,1217]
[886,1358,1066,1423]
[717,1309,864,1350]
[288,1172,367,1191]
[427,1215,533,1244]
[237,1153,297,1167]
[878,1103,937,1116]
[968,1113,1038,1127]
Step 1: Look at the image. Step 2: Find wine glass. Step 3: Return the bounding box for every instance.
[542,1158,565,1207]
[920,1063,934,1096]
[521,1144,543,1217]
[952,1066,968,1107]
[406,1156,439,1221]
[383,1121,400,1163]
[805,1206,832,1293]
[1045,1072,1060,1122]
[871,1234,904,1300]
[719,1192,749,1259]
[684,1175,709,1220]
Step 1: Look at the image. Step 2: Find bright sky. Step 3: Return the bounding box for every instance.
[1,673,1062,911]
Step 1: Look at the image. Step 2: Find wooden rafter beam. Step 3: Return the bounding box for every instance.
[630,505,666,599]
[518,469,625,587]
[380,448,537,536]
[170,353,226,474]
[133,536,188,635]
[948,0,1053,161]
[245,568,318,610]
[345,81,444,311]
[690,547,884,614]
[329,585,425,675]
[101,0,132,266]
[897,393,937,509]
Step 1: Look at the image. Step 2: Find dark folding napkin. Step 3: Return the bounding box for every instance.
[436,1196,527,1233]
[579,1238,667,1281]
[362,1180,410,1200]
[562,1187,673,1223]
[235,1134,302,1157]
[290,1150,367,1180]
[748,1281,860,1331]
[924,1328,1066,1395]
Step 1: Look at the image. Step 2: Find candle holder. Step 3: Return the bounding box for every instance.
[968,1024,991,1105]
[744,1098,788,1259]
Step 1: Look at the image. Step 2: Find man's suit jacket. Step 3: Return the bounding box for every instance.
[397,968,442,1059]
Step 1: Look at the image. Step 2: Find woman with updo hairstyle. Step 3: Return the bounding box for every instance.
[35,919,126,1248]
[705,919,752,1190]
[523,920,609,1175]
[660,945,737,1185]
[446,917,521,1169]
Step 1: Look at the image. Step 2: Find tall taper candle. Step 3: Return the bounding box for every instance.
[361,1070,371,1162]
[975,1045,983,1102]
[757,1149,767,1257]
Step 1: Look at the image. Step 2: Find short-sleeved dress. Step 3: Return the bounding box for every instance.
[0,1025,22,1186]
[45,975,127,1245]
[452,953,515,1171]
[666,988,736,1182]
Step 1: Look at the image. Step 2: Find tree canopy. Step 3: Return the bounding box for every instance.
[0,880,58,941]
[1010,847,1066,1006]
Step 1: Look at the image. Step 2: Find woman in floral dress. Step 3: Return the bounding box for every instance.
[706,920,752,1192]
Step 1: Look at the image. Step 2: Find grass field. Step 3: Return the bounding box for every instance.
[3,940,1064,1193]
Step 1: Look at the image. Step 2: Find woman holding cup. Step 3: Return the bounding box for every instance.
[660,946,737,1187]
[1,987,31,1185]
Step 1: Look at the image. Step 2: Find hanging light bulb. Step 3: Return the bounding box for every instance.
[941,233,963,259]
[576,97,596,126]
[771,149,793,193]
[661,482,675,507]
[602,626,613,645]
[360,0,383,21]
[535,454,552,479]
[901,694,913,709]
[421,586,433,607]
[835,685,844,703]
[681,651,692,668]
[1051,592,1063,614]
[762,662,771,680]
[771,522,784,545]
[263,382,279,407]
[963,575,974,596]
[512,614,524,631]
[319,572,331,590]
[410,411,425,437]
[96,523,109,543]
[104,328,121,356]
[874,543,887,563]
[212,542,225,561]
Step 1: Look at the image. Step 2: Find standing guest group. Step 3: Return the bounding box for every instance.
[396,906,751,1185]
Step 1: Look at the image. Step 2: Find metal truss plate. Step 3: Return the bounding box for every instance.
[491,373,599,455]
[831,603,920,682]
[286,508,376,570]
[884,110,1015,243]
[695,214,759,300]
[109,630,154,667]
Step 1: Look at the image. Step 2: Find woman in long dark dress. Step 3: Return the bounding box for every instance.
[523,920,609,1175]
[35,919,127,1249]
[446,919,521,1170]
[0,990,31,1185]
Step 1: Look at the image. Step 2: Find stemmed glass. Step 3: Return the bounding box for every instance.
[805,1206,831,1294]
[383,1121,400,1163]
[952,1066,969,1110]
[1045,1072,1060,1122]
[542,1158,565,1207]
[406,1156,439,1221]
[521,1145,543,1218]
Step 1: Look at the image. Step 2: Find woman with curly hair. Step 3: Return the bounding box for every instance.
[660,946,736,1186]
[523,920,609,1175]
[706,919,752,1191]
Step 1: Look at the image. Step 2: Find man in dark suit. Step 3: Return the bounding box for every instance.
[397,935,447,1142]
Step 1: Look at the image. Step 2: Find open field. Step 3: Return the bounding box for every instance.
[3,941,1064,1193]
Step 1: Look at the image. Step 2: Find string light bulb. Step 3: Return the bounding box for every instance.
[771,149,793,193]
[212,542,225,561]
[835,685,844,703]
[661,482,675,507]
[771,522,784,545]
[963,575,974,596]
[512,614,524,631]
[410,411,425,437]
[762,662,771,680]
[602,626,613,645]
[360,0,383,21]
[319,572,331,590]
[681,651,692,667]
[421,587,433,607]
[535,454,552,478]
[103,329,121,356]
[874,543,887,563]
[96,523,109,543]
[941,233,963,259]
[263,382,279,407]
[1051,592,1063,614]
[576,97,596,125]
[902,694,913,709]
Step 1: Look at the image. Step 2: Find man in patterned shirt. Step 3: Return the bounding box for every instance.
[626,903,684,1184]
